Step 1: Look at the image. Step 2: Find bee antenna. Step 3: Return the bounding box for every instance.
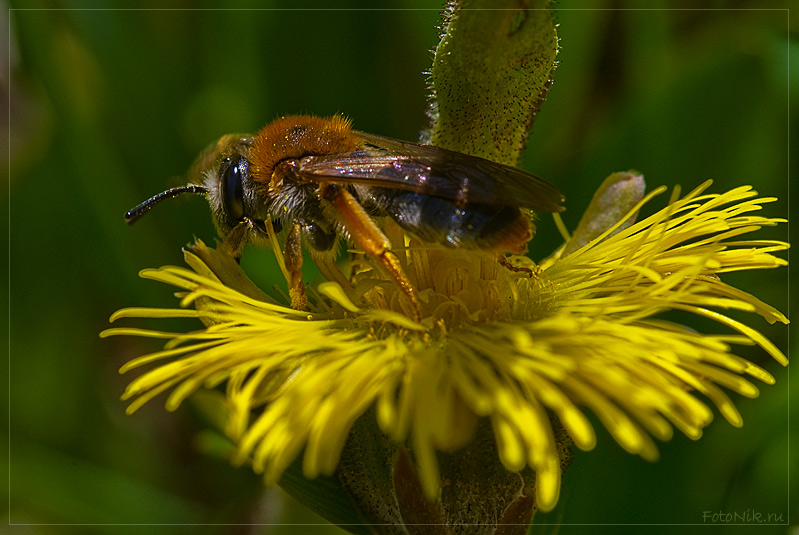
[125,185,209,224]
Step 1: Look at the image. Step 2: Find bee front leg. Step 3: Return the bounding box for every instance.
[285,221,307,310]
[221,222,249,262]
[319,184,421,321]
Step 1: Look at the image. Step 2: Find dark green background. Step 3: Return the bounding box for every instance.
[6,1,794,534]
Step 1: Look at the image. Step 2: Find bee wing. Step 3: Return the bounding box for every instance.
[296,132,565,212]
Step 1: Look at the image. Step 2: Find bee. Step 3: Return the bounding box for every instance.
[126,115,564,319]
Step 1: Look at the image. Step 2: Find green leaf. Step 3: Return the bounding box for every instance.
[561,171,646,256]
[428,0,558,165]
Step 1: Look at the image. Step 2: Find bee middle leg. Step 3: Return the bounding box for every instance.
[320,184,421,321]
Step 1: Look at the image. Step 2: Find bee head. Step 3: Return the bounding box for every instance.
[125,134,279,258]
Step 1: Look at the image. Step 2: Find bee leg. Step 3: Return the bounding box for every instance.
[497,254,536,277]
[320,184,421,321]
[221,221,249,261]
[285,221,308,310]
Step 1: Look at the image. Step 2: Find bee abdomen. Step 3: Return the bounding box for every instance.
[368,189,533,254]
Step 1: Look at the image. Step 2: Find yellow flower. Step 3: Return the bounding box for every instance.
[102,179,788,515]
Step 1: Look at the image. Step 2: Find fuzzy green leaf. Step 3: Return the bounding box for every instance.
[428,0,558,165]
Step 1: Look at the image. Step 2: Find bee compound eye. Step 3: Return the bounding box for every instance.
[222,156,246,221]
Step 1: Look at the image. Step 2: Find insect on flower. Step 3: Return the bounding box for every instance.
[125,115,565,318]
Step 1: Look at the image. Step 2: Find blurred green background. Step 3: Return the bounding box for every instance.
[5,1,794,534]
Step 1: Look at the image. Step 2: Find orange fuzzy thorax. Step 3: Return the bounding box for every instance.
[250,115,360,185]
